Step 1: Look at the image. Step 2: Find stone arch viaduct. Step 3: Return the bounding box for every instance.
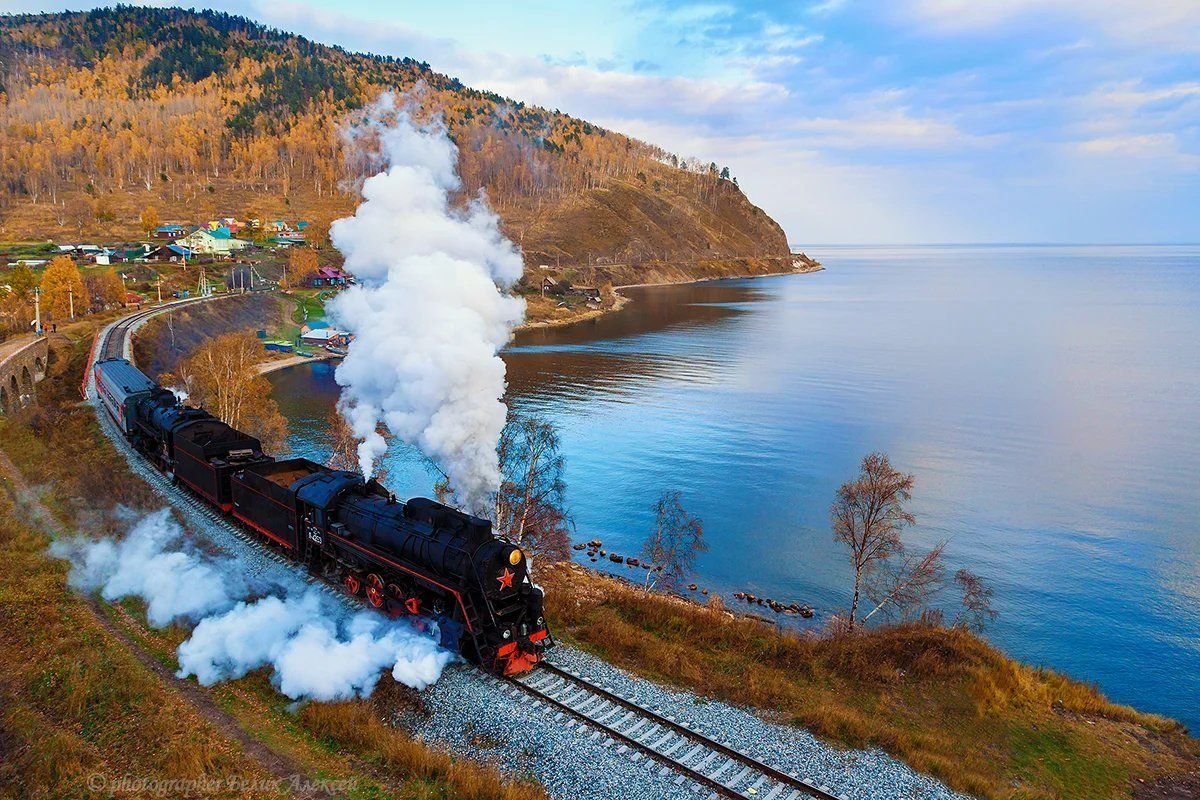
[0,337,50,414]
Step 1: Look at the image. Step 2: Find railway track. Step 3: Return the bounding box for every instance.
[83,295,227,398]
[503,663,848,800]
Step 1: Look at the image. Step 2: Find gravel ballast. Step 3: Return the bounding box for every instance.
[398,644,972,800]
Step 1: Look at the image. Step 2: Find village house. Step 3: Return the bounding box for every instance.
[299,328,350,349]
[145,243,194,263]
[304,266,349,288]
[178,227,249,255]
[206,217,249,235]
[154,224,186,239]
[95,244,152,265]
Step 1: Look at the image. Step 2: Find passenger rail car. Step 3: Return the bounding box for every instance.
[93,357,552,675]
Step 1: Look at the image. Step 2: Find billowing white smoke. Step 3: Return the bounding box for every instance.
[53,511,453,700]
[178,588,450,697]
[329,94,525,513]
[52,509,241,626]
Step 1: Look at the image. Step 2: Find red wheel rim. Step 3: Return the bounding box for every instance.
[343,573,361,595]
[365,574,385,608]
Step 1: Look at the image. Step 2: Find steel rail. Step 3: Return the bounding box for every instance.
[508,662,847,800]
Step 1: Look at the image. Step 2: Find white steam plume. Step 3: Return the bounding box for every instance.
[53,511,453,699]
[329,93,525,512]
[51,509,242,626]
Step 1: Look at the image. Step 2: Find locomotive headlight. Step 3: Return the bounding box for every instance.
[508,548,522,566]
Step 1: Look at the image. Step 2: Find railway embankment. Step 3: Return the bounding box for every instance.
[131,292,289,378]
[539,562,1200,800]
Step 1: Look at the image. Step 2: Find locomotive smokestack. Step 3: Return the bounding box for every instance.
[328,93,524,515]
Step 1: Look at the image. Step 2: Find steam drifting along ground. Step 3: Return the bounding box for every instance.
[329,93,525,514]
[52,509,452,700]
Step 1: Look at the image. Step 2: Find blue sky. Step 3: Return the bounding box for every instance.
[13,1,1200,243]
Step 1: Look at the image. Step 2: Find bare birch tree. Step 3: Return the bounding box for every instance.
[831,452,915,632]
[493,411,571,563]
[325,407,392,486]
[953,569,998,632]
[862,540,947,624]
[642,490,705,592]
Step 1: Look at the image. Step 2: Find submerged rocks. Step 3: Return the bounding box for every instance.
[730,591,815,619]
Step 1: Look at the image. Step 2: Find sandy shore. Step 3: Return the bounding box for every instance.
[255,351,338,375]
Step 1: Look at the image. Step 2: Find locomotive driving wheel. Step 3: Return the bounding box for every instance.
[365,574,385,608]
[343,572,362,596]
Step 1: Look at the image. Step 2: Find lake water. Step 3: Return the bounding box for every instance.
[270,245,1200,730]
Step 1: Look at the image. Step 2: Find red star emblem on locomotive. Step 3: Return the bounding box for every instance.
[497,568,514,590]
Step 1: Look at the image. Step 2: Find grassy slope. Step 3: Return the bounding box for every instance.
[0,330,545,800]
[539,563,1199,800]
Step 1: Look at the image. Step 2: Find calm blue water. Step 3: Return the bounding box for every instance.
[271,245,1200,729]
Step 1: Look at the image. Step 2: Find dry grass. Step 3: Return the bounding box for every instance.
[298,701,547,800]
[0,491,276,799]
[0,337,159,526]
[541,563,1199,800]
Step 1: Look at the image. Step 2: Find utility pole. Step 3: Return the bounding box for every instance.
[33,287,41,336]
[156,272,163,303]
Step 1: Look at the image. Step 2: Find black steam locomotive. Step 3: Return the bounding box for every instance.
[94,357,552,676]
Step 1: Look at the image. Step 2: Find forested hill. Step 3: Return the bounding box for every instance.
[0,8,794,278]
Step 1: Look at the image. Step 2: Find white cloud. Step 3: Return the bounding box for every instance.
[1082,81,1200,112]
[1076,133,1199,169]
[908,0,1200,51]
[783,109,992,150]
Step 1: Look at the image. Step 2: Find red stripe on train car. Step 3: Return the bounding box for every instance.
[232,511,295,551]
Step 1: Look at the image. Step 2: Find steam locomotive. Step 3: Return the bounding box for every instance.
[94,357,552,676]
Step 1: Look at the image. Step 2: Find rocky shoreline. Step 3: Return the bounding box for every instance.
[519,252,823,331]
[572,539,816,621]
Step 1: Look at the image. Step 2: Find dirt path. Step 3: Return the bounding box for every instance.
[90,602,332,800]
